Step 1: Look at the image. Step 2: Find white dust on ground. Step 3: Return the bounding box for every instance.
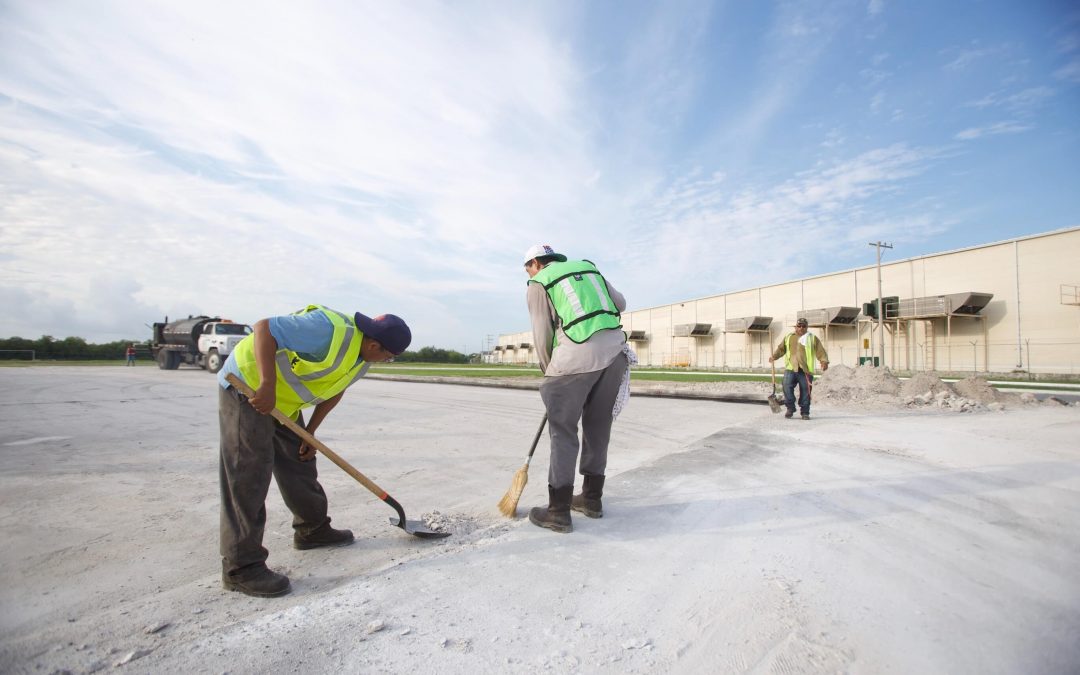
[2,367,1078,674]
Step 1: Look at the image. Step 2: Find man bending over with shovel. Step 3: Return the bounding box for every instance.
[524,244,630,533]
[769,317,829,420]
[217,305,410,597]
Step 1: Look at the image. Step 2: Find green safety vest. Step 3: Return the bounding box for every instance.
[529,259,622,345]
[783,333,819,375]
[232,305,370,419]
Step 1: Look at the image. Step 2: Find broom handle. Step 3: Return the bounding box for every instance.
[523,414,548,467]
[224,373,390,500]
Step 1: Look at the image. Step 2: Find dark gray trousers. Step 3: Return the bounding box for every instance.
[539,353,627,489]
[218,386,330,577]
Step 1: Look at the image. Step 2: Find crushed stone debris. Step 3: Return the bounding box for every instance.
[364,619,385,635]
[421,511,483,536]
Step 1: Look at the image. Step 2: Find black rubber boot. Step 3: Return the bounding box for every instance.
[528,485,574,533]
[293,522,355,550]
[571,475,605,519]
[222,565,291,598]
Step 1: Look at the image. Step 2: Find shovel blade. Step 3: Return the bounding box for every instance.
[767,394,782,414]
[389,516,451,539]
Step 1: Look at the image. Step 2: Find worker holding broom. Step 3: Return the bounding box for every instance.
[216,305,410,597]
[769,317,829,420]
[521,244,630,533]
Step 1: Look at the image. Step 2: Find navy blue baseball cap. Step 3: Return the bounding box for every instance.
[354,312,412,355]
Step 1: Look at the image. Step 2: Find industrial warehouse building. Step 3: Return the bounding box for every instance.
[494,226,1080,376]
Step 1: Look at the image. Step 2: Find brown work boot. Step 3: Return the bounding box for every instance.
[529,485,574,533]
[222,565,291,598]
[571,475,605,518]
[293,521,355,550]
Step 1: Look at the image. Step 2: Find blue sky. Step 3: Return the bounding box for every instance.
[1,0,1078,352]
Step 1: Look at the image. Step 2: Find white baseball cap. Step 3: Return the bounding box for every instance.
[523,244,567,265]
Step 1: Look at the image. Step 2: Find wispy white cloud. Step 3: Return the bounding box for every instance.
[1054,58,1080,83]
[867,0,885,17]
[0,1,601,344]
[954,121,1033,140]
[942,43,1010,71]
[870,91,886,114]
[966,86,1055,113]
[612,144,944,304]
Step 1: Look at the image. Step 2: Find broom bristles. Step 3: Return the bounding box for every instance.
[497,463,530,517]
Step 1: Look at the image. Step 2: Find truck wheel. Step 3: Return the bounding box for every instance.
[206,349,224,374]
[157,350,180,370]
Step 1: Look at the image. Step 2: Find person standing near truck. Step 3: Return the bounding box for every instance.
[216,305,411,597]
[769,317,829,420]
[523,244,629,534]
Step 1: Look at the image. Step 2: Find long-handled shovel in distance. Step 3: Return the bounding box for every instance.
[226,374,450,539]
[497,414,547,518]
[767,361,782,414]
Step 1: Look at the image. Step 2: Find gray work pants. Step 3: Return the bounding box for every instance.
[218,386,330,576]
[539,353,627,489]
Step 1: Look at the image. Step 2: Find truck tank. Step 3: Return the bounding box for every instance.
[158,316,217,350]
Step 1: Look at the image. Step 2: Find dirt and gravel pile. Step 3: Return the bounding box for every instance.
[900,372,983,412]
[811,367,1035,412]
[811,364,902,408]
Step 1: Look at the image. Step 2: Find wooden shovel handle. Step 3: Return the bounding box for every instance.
[225,373,389,500]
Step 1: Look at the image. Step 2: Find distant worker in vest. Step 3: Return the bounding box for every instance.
[125,343,136,366]
[216,305,410,597]
[523,244,630,533]
[769,317,829,420]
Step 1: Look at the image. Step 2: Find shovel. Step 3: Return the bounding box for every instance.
[767,361,782,414]
[225,374,450,539]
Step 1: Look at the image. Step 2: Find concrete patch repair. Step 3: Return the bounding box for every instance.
[0,366,1077,673]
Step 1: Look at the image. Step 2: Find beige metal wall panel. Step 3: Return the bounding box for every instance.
[1017,230,1080,340]
[803,273,858,310]
[761,281,801,327]
[724,288,763,318]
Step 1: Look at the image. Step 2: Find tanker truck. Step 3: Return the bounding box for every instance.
[151,315,252,373]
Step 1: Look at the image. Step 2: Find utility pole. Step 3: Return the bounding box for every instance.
[869,241,893,367]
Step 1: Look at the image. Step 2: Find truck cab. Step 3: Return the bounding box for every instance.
[198,321,252,373]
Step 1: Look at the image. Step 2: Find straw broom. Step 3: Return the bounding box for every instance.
[497,415,547,517]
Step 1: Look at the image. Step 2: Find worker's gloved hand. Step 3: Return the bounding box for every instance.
[821,362,829,372]
[249,383,277,414]
[298,442,316,462]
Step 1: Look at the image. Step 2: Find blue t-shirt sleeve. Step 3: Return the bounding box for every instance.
[268,312,334,361]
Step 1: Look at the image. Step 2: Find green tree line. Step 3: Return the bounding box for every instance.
[0,336,145,360]
[0,336,474,363]
[394,346,471,363]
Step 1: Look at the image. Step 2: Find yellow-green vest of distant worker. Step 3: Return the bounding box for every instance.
[232,305,369,419]
[529,259,622,345]
[783,333,819,374]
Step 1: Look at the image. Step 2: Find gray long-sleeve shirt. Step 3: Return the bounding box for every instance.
[527,278,627,377]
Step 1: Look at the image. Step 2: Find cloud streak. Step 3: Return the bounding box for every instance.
[1,1,1077,347]
[954,121,1033,140]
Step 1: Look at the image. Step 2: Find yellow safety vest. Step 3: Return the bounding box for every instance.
[783,333,819,374]
[232,305,369,419]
